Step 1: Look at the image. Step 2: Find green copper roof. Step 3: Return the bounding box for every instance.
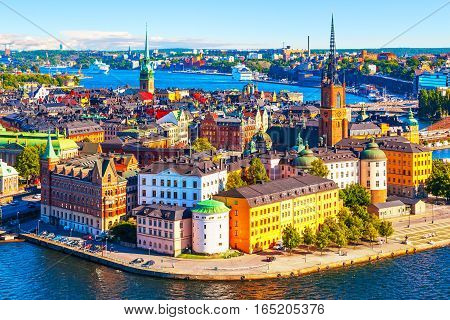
[192,199,230,215]
[294,145,318,168]
[41,132,59,160]
[403,108,418,127]
[360,138,386,160]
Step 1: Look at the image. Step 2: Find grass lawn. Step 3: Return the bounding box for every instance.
[178,250,242,260]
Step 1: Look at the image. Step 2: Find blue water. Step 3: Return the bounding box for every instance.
[74,69,367,104]
[0,243,448,300]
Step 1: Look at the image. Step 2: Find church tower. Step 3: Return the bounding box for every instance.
[319,15,348,146]
[139,24,155,94]
[40,132,60,224]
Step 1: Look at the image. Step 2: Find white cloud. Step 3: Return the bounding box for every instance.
[0,30,261,50]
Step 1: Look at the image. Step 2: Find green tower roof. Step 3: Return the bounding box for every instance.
[403,108,418,127]
[360,138,386,160]
[192,199,230,215]
[41,132,59,160]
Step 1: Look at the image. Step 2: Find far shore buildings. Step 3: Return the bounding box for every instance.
[40,134,127,235]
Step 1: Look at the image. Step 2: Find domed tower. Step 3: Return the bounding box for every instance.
[192,200,230,254]
[360,138,387,204]
[294,143,318,172]
[40,132,60,224]
[356,106,369,122]
[402,108,419,143]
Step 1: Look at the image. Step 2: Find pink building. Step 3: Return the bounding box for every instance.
[134,204,192,256]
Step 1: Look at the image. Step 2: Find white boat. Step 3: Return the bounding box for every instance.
[85,60,110,74]
[232,64,253,81]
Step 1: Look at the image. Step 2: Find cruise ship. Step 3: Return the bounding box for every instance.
[232,64,253,81]
[85,60,110,74]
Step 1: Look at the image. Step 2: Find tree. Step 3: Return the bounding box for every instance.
[339,184,371,208]
[109,220,137,244]
[302,226,315,252]
[244,158,269,185]
[314,228,331,255]
[226,170,247,190]
[282,224,302,254]
[15,145,42,184]
[378,220,394,243]
[425,160,450,201]
[363,222,379,247]
[192,138,216,153]
[309,159,329,178]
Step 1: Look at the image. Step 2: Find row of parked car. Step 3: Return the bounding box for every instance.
[39,231,103,253]
[129,258,155,268]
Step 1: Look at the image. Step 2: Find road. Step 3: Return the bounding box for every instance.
[0,192,41,222]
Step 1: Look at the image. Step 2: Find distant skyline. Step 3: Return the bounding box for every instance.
[0,0,449,51]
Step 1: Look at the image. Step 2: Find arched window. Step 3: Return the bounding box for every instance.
[107,174,111,183]
[336,92,341,108]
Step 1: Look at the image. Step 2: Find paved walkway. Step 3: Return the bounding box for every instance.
[18,210,450,280]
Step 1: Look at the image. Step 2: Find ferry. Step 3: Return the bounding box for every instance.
[85,60,110,74]
[39,64,69,74]
[232,64,253,81]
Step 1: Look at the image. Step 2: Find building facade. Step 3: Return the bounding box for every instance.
[380,141,432,198]
[40,136,127,235]
[214,175,342,254]
[0,159,18,197]
[191,199,230,254]
[138,159,227,208]
[360,139,387,204]
[134,204,192,256]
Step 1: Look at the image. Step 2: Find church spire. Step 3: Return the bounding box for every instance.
[325,14,340,85]
[41,131,58,160]
[144,23,149,59]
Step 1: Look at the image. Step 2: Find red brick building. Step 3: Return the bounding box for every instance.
[40,134,127,235]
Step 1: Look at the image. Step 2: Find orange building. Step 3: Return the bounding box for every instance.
[214,175,341,254]
[379,141,432,198]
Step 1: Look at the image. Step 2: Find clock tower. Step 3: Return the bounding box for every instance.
[319,15,348,147]
[140,24,155,94]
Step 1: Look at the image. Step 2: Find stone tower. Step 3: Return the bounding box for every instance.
[319,15,348,146]
[139,24,155,94]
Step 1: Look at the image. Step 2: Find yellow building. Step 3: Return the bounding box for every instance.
[214,175,342,254]
[380,141,432,198]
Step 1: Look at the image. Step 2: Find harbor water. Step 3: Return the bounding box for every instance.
[0,243,448,299]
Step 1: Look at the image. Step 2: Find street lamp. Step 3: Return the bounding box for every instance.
[432,202,434,224]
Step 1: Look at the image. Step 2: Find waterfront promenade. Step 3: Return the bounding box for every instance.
[20,212,450,281]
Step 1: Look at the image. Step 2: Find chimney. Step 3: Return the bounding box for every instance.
[307,36,310,57]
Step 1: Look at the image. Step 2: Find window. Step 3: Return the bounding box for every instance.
[182,181,186,188]
[142,190,146,197]
[142,178,146,185]
[182,192,187,199]
[193,181,198,188]
[161,180,164,187]
[167,180,171,187]
[152,179,156,186]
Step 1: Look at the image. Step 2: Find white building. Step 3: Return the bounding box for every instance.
[316,149,360,189]
[0,159,18,197]
[138,159,227,208]
[191,199,230,254]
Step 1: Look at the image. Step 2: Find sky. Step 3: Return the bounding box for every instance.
[0,0,449,51]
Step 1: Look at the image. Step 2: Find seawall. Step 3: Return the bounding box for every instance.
[20,233,449,281]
